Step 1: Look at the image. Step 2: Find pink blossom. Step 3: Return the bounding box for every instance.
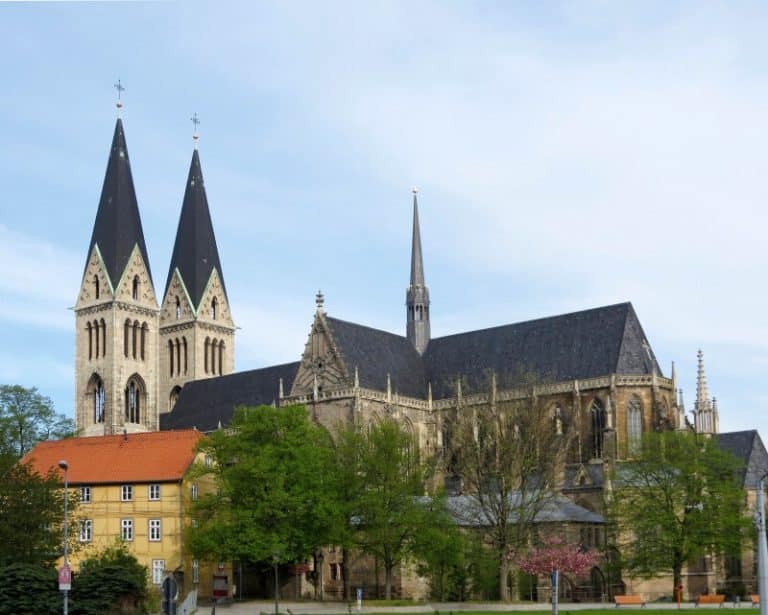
[515,535,598,576]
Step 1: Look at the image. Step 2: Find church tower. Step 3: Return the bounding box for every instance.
[406,189,430,354]
[159,131,234,413]
[74,116,160,436]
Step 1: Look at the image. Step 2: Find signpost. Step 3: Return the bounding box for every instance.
[58,564,71,591]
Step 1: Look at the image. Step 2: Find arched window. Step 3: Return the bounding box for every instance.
[87,322,92,360]
[211,297,218,320]
[590,399,606,459]
[93,320,100,358]
[182,337,188,375]
[100,319,106,357]
[132,276,140,301]
[124,319,130,357]
[211,339,218,375]
[169,386,182,411]
[125,377,142,424]
[168,340,174,376]
[204,338,210,374]
[132,321,139,359]
[93,275,100,300]
[627,396,643,456]
[90,374,105,424]
[140,323,147,361]
[218,341,224,375]
[175,296,181,320]
[175,338,181,376]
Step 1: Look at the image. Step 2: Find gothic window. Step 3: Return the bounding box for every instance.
[140,323,147,361]
[132,276,140,301]
[99,319,106,357]
[169,386,182,411]
[175,296,181,320]
[211,339,218,375]
[204,338,210,373]
[93,275,99,300]
[175,338,181,376]
[91,374,105,424]
[590,399,606,459]
[125,377,142,424]
[168,340,174,376]
[93,320,100,358]
[627,396,643,456]
[218,341,224,375]
[182,337,188,375]
[124,319,130,357]
[211,297,218,320]
[132,321,139,359]
[87,323,92,360]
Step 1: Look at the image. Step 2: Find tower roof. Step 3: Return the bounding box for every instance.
[165,149,227,309]
[410,191,425,288]
[85,118,152,287]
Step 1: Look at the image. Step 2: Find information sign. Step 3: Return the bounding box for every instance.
[58,564,71,591]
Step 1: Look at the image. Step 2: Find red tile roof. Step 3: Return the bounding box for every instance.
[21,430,204,484]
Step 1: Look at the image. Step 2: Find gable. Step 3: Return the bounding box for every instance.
[159,268,195,325]
[76,244,115,308]
[290,312,351,396]
[114,244,158,308]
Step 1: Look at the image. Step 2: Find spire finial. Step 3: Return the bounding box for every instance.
[114,79,125,117]
[191,112,200,149]
[315,289,324,311]
[412,187,419,195]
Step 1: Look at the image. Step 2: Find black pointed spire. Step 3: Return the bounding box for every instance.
[165,149,227,309]
[406,189,430,354]
[85,118,153,287]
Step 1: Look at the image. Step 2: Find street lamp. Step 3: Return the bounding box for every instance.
[755,475,768,615]
[58,459,69,615]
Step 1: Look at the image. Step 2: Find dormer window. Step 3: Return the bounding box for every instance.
[132,276,140,301]
[211,297,218,320]
[175,296,181,320]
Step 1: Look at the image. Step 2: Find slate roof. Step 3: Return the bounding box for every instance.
[326,317,426,398]
[445,494,604,527]
[716,430,768,489]
[21,430,203,484]
[85,119,152,288]
[164,149,227,309]
[160,362,299,432]
[424,302,660,398]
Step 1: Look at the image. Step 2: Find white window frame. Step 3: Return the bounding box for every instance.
[121,518,133,541]
[121,484,133,502]
[149,518,162,542]
[192,559,200,583]
[79,519,93,542]
[152,559,165,585]
[80,486,91,503]
[149,484,161,501]
[191,483,198,500]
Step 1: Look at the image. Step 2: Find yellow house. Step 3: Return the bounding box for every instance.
[22,429,228,601]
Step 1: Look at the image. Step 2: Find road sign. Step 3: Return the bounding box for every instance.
[58,564,71,591]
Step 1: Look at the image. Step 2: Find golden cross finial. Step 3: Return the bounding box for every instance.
[114,79,125,116]
[191,112,200,148]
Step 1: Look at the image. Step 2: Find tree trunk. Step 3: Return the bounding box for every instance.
[500,553,511,601]
[385,560,393,600]
[342,548,351,602]
[673,552,683,599]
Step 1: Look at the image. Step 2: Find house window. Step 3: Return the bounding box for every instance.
[152,559,165,585]
[149,519,162,541]
[121,485,133,501]
[80,486,91,503]
[191,484,198,501]
[121,518,133,541]
[149,484,160,501]
[79,519,93,542]
[192,559,200,583]
[205,454,213,467]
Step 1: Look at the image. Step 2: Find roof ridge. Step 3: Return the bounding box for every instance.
[326,316,409,341]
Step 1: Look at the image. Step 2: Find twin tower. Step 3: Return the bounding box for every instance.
[74,118,235,436]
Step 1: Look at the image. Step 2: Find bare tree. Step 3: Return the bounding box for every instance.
[447,372,575,601]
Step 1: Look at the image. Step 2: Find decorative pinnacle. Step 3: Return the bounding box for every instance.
[696,349,710,411]
[315,289,324,310]
[114,79,125,116]
[191,112,200,148]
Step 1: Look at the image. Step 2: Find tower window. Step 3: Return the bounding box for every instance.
[211,297,218,320]
[94,275,100,300]
[175,296,181,320]
[124,319,130,358]
[168,340,174,377]
[93,320,100,357]
[218,341,224,375]
[175,338,181,376]
[125,378,142,424]
[169,386,182,411]
[140,323,147,361]
[87,322,92,360]
[204,337,210,373]
[132,321,139,359]
[100,319,106,357]
[182,337,188,375]
[132,276,140,301]
[91,375,105,424]
[211,339,218,375]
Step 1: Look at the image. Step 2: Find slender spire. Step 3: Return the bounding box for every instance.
[165,147,227,309]
[406,189,431,354]
[85,117,153,288]
[695,349,710,411]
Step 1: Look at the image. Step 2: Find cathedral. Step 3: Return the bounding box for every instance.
[74,112,762,601]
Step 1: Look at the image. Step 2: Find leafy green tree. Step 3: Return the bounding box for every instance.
[608,431,749,595]
[70,541,150,615]
[336,417,436,600]
[0,563,59,615]
[0,461,78,568]
[188,405,341,570]
[0,384,74,471]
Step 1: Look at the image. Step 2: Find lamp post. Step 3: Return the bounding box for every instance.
[755,476,768,615]
[58,459,69,615]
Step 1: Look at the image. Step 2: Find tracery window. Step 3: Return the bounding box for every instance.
[92,375,105,424]
[125,378,142,424]
[590,399,606,459]
[627,396,643,456]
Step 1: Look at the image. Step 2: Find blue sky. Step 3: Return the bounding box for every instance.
[1,2,767,435]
